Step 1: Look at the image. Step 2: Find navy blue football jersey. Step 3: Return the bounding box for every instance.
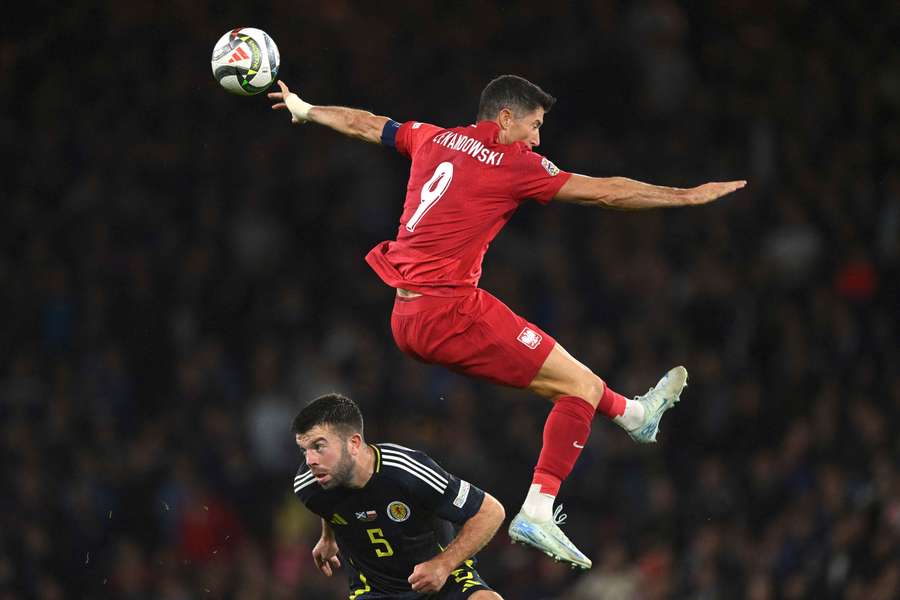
[293,442,486,595]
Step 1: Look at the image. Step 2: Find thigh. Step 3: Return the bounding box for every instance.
[526,338,610,408]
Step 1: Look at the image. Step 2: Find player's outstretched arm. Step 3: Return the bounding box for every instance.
[268,81,390,144]
[554,173,746,209]
[312,518,342,577]
[407,493,505,594]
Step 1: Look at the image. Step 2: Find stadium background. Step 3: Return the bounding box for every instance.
[2,1,899,598]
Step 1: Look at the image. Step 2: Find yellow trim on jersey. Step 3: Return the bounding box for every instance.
[349,572,371,599]
[371,444,382,473]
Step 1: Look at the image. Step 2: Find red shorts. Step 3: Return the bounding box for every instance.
[390,289,556,389]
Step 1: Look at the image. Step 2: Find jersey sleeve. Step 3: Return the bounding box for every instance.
[509,151,572,205]
[379,444,485,524]
[394,121,445,159]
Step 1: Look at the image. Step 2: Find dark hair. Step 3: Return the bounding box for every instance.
[477,75,556,121]
[291,393,364,439]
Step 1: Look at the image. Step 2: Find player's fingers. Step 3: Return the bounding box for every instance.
[277,80,290,94]
[329,556,341,569]
[271,103,286,110]
[322,562,333,577]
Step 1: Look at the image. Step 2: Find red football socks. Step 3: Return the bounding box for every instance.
[532,396,595,496]
[596,383,627,419]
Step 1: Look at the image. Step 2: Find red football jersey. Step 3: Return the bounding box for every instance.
[365,120,571,296]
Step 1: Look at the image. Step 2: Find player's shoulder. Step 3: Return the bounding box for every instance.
[376,443,450,494]
[293,464,320,503]
[510,148,563,175]
[400,120,448,136]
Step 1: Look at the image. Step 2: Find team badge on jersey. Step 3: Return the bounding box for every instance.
[387,501,411,522]
[541,157,560,176]
[356,510,378,522]
[517,327,543,349]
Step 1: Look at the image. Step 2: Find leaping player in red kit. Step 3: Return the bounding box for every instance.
[270,75,745,570]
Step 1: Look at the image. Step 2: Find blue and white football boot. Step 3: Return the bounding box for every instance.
[508,505,592,570]
[626,366,688,443]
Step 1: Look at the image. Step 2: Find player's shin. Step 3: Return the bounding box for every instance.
[524,396,594,521]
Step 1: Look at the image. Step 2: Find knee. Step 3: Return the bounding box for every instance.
[568,372,605,407]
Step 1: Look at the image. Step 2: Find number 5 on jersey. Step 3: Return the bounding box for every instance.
[406,162,454,232]
[366,528,394,558]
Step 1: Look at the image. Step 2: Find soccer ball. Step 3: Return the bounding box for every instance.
[211,28,280,96]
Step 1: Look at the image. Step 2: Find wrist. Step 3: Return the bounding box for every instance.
[432,553,457,573]
[285,93,313,122]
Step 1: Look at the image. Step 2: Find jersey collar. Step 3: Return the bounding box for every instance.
[473,120,501,143]
[371,444,382,474]
[473,120,528,151]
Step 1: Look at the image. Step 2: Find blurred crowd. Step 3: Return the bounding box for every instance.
[2,1,898,599]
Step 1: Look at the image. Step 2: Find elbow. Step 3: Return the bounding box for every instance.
[485,494,506,527]
[350,112,382,143]
[583,177,625,208]
[349,113,368,138]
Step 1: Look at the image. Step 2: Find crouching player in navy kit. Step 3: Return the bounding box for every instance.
[292,393,506,599]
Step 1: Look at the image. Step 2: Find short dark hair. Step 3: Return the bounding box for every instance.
[291,393,364,439]
[477,75,556,121]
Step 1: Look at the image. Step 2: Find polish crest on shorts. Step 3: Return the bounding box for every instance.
[518,327,543,349]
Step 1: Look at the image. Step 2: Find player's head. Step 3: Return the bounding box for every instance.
[477,75,556,149]
[292,393,365,489]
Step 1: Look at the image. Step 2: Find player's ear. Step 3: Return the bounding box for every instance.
[347,432,363,455]
[498,107,514,130]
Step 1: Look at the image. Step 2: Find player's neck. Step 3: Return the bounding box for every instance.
[496,122,512,145]
[348,443,376,488]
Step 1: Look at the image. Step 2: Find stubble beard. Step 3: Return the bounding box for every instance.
[322,445,355,489]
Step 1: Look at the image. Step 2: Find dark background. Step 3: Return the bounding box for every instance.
[2,1,899,598]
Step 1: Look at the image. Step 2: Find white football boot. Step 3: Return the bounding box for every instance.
[626,366,688,443]
[508,505,592,570]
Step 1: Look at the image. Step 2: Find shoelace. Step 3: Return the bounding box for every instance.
[553,504,567,525]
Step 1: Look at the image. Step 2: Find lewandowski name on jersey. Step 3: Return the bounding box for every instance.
[431,130,505,166]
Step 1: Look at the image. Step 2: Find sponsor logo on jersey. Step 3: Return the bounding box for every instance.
[387,501,411,522]
[453,480,471,508]
[330,513,348,525]
[517,327,542,349]
[356,510,378,522]
[541,157,560,176]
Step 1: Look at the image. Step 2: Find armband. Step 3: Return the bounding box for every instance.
[381,119,401,147]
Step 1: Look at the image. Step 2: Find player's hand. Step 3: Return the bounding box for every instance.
[408,559,451,594]
[268,81,312,124]
[312,536,341,576]
[682,180,747,205]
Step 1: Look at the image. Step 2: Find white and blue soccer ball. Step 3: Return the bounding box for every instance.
[211,27,280,96]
